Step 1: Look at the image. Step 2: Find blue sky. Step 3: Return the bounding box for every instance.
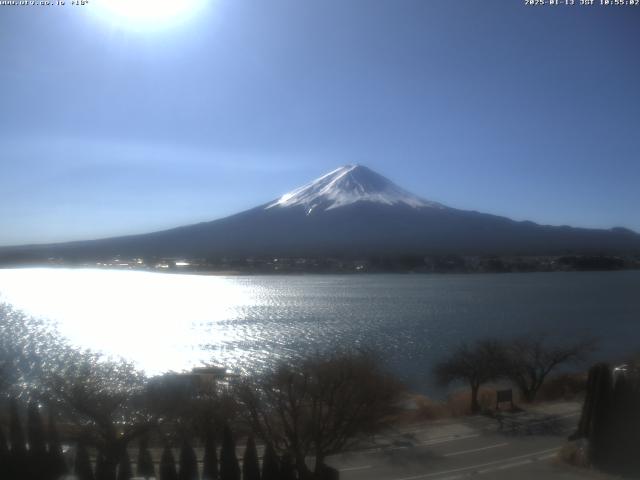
[1,0,639,246]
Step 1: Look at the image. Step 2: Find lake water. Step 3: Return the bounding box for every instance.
[0,268,638,395]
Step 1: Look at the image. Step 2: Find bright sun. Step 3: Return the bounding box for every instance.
[93,0,207,31]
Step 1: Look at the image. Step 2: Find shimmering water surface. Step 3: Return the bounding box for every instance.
[0,268,638,394]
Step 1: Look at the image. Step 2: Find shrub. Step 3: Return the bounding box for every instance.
[242,436,260,480]
[74,441,95,480]
[260,443,279,480]
[219,424,240,480]
[137,438,156,480]
[116,450,133,480]
[202,430,218,480]
[178,441,199,480]
[160,446,178,480]
[537,373,587,402]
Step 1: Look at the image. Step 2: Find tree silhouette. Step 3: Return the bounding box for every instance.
[220,424,240,480]
[137,438,156,480]
[116,449,133,480]
[279,453,296,480]
[75,441,95,480]
[48,353,152,480]
[27,401,48,480]
[435,340,506,414]
[202,429,219,480]
[144,372,239,453]
[0,304,67,398]
[242,436,260,480]
[160,445,179,480]
[9,398,27,480]
[47,410,68,479]
[239,351,403,477]
[0,304,156,479]
[178,441,199,480]
[95,450,108,480]
[0,426,9,480]
[260,444,279,480]
[505,335,593,402]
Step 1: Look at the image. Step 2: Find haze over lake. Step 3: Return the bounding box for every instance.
[0,268,638,394]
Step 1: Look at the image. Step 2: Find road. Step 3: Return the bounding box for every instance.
[326,402,607,480]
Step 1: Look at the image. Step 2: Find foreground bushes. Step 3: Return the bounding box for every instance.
[434,335,594,413]
[0,400,67,480]
[237,351,404,478]
[0,409,340,480]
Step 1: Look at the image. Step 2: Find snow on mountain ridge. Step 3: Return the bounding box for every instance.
[266,165,445,213]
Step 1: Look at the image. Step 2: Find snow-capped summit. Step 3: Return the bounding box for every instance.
[266,165,444,214]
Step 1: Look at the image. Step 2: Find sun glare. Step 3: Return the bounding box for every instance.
[0,268,253,375]
[92,0,207,31]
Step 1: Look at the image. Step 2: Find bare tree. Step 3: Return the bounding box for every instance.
[0,303,69,398]
[434,339,507,414]
[144,371,239,443]
[505,334,594,402]
[0,303,159,480]
[46,352,154,480]
[237,351,404,479]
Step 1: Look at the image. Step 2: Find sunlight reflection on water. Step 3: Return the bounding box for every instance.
[0,268,255,374]
[0,268,638,393]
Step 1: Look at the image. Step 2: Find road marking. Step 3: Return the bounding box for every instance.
[389,434,483,451]
[477,452,557,474]
[417,433,481,446]
[390,447,560,480]
[408,453,560,480]
[339,465,372,472]
[443,442,508,457]
[361,433,481,454]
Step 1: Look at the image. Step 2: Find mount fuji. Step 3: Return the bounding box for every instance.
[2,165,639,261]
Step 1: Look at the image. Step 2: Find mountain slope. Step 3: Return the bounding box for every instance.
[1,165,639,261]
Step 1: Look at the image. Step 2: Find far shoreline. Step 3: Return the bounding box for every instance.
[0,258,639,277]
